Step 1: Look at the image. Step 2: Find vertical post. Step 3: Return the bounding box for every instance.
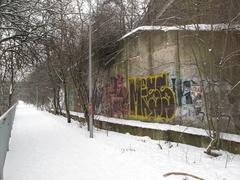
[88,0,93,138]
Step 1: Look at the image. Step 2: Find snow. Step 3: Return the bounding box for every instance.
[68,111,240,143]
[120,24,240,40]
[4,103,240,180]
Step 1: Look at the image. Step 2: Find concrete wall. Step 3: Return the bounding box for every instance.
[103,29,240,132]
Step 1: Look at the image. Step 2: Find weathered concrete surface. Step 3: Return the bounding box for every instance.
[105,28,240,133]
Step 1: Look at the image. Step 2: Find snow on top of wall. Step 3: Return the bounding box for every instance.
[120,24,240,40]
[67,110,240,143]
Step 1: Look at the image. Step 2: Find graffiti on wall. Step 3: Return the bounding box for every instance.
[171,79,203,116]
[105,75,128,118]
[104,73,203,121]
[191,84,202,115]
[128,73,177,121]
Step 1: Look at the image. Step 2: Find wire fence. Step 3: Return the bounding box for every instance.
[0,103,17,180]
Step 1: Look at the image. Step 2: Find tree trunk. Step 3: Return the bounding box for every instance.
[83,104,90,131]
[63,77,71,123]
[52,87,59,114]
[8,59,14,108]
[8,92,12,108]
[56,86,62,114]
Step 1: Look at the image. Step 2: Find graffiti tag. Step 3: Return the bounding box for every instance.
[105,75,128,118]
[128,73,176,121]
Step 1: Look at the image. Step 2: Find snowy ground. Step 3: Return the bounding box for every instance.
[4,103,240,180]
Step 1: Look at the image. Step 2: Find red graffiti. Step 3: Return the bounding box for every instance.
[105,75,128,118]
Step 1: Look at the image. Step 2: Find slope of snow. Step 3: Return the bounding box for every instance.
[4,104,240,180]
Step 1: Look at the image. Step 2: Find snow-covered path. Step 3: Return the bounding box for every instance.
[4,103,240,180]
